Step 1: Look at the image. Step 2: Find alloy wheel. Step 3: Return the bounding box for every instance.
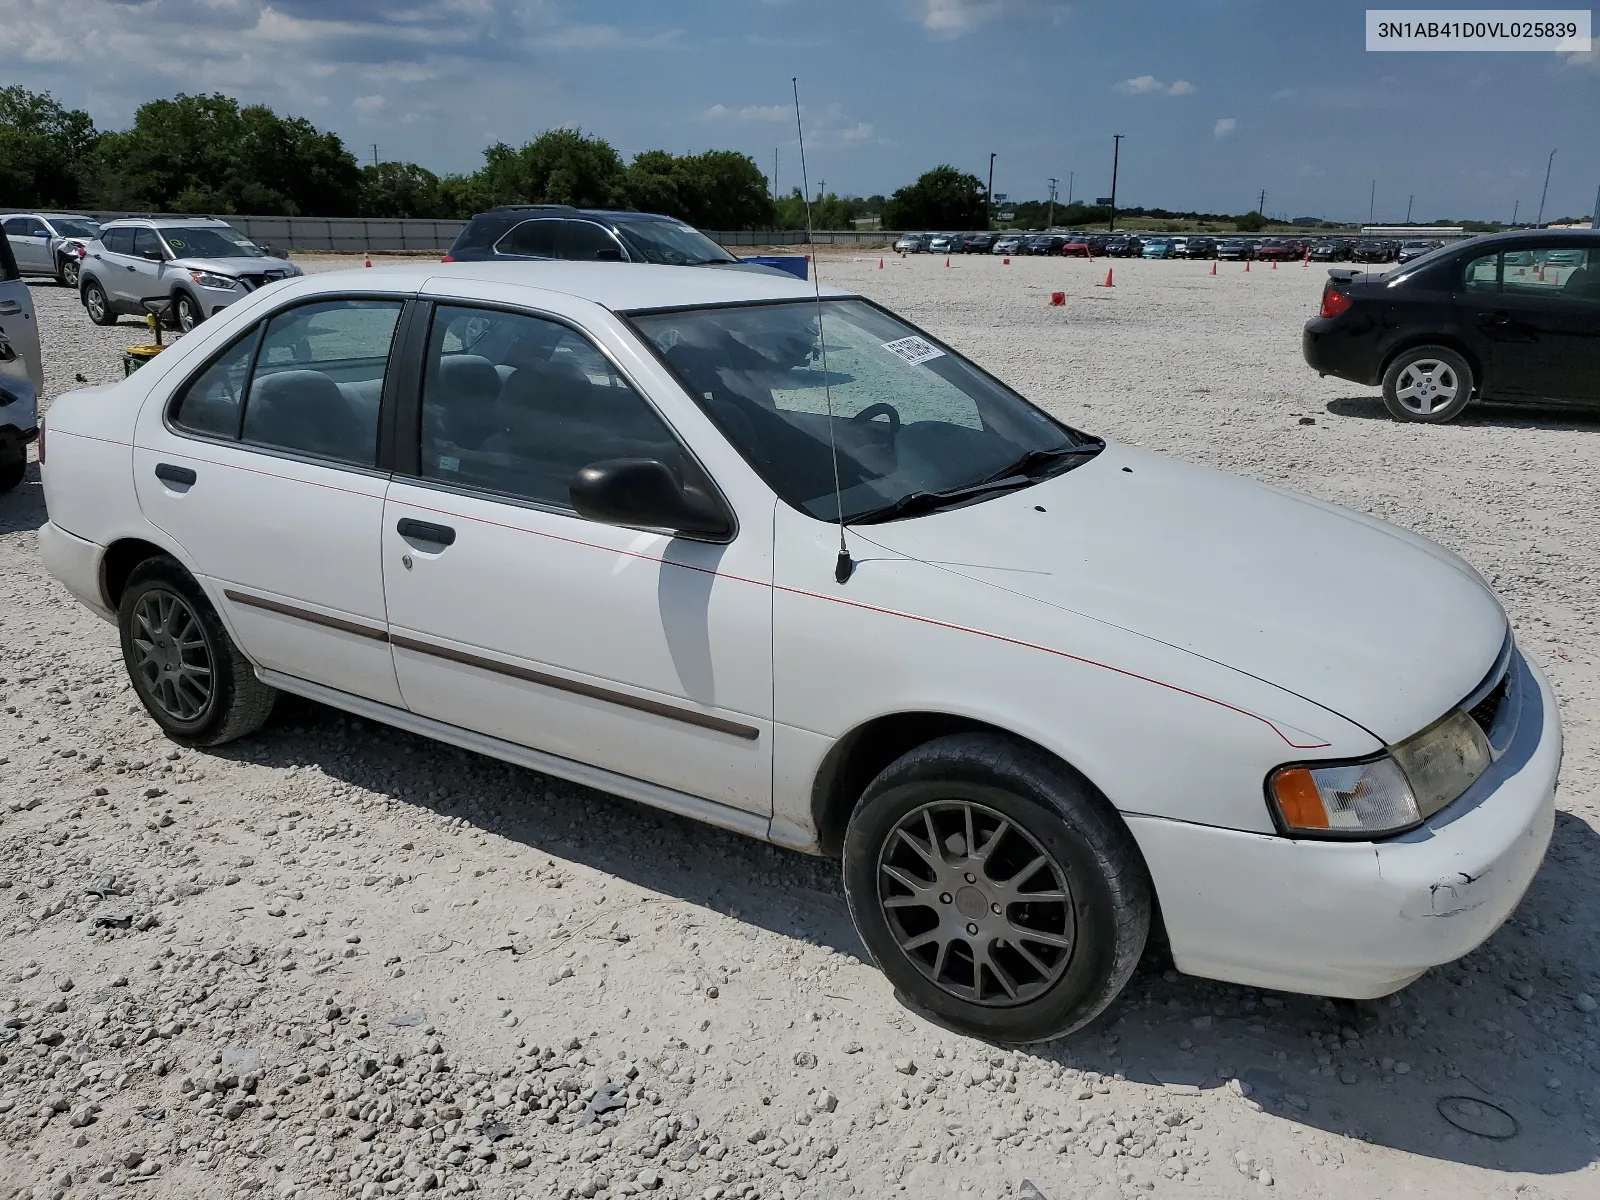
[129,589,214,722]
[85,285,105,322]
[876,799,1075,1007]
[177,297,198,331]
[62,261,80,288]
[1393,359,1460,416]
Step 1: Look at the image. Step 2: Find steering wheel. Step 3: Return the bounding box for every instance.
[852,402,901,435]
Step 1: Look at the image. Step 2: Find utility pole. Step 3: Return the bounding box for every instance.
[1535,149,1556,226]
[1368,180,1376,225]
[1593,183,1600,230]
[1406,194,1414,224]
[1067,170,1073,207]
[1258,188,1266,216]
[1108,134,1123,231]
[986,152,996,230]
[372,144,379,169]
[1511,199,1520,227]
[1046,178,1058,230]
[772,149,778,202]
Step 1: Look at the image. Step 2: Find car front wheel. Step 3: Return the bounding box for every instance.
[83,280,117,326]
[1382,345,1474,423]
[843,733,1151,1042]
[118,557,277,746]
[174,292,202,332]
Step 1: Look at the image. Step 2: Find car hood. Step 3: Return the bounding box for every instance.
[855,445,1506,743]
[172,256,297,277]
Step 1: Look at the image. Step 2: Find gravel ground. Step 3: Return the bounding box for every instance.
[1,252,1597,1200]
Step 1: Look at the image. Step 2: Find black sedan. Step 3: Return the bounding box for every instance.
[1303,231,1600,422]
[1183,237,1217,259]
[1215,238,1253,261]
[1103,235,1141,257]
[1352,239,1394,263]
[1309,240,1351,262]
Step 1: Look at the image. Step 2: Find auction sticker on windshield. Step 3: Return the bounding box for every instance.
[881,335,946,366]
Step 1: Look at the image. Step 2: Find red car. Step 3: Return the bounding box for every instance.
[1060,237,1091,257]
[1255,240,1297,262]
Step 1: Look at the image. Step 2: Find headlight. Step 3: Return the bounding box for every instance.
[1268,709,1492,839]
[189,271,238,289]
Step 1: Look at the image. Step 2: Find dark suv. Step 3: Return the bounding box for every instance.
[445,205,755,270]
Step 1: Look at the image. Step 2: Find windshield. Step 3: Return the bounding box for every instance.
[611,218,737,266]
[50,218,100,239]
[631,299,1097,522]
[160,226,267,259]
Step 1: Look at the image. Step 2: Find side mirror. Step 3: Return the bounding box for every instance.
[570,458,731,540]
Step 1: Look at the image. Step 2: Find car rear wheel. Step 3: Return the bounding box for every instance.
[118,557,277,746]
[83,280,117,326]
[842,733,1151,1042]
[58,258,80,288]
[1382,345,1473,423]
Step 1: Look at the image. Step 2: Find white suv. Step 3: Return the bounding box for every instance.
[37,261,1559,1040]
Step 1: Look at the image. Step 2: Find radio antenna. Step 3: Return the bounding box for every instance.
[793,76,855,585]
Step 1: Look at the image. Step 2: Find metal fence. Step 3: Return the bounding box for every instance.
[1,208,894,253]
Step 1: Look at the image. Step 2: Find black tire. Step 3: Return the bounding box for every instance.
[0,457,24,493]
[174,292,202,332]
[1381,344,1473,423]
[842,733,1151,1043]
[58,258,80,289]
[118,557,277,746]
[83,279,117,326]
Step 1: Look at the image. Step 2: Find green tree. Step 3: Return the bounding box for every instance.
[1233,210,1267,233]
[436,173,493,220]
[477,128,629,208]
[360,162,446,219]
[0,86,99,208]
[882,166,986,230]
[93,93,360,216]
[622,149,774,229]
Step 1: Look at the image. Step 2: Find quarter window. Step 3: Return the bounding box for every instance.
[418,305,695,509]
[238,300,404,466]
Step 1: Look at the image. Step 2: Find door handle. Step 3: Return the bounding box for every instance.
[1478,310,1512,326]
[397,518,456,547]
[154,463,197,486]
[0,300,19,316]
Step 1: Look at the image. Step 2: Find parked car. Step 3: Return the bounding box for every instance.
[1304,230,1600,422]
[1397,241,1437,264]
[991,234,1026,255]
[927,233,962,254]
[893,233,928,254]
[1183,237,1217,259]
[39,259,1559,1041]
[1019,235,1054,255]
[1140,238,1176,260]
[1060,236,1092,257]
[1310,239,1351,262]
[1104,235,1141,258]
[2,212,102,288]
[0,232,43,492]
[1352,239,1395,263]
[1169,237,1189,256]
[445,205,770,276]
[960,232,998,254]
[1086,235,1114,256]
[78,218,302,332]
[1215,238,1253,261]
[1255,240,1296,262]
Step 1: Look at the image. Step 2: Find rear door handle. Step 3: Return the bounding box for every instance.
[1478,310,1512,326]
[397,518,456,547]
[155,463,197,486]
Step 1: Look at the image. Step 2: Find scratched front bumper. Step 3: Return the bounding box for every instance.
[1127,648,1560,999]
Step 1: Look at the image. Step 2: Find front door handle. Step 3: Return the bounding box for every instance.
[155,463,197,486]
[397,518,456,547]
[0,300,20,316]
[1477,310,1512,326]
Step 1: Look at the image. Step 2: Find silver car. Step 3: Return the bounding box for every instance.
[0,233,43,493]
[78,218,302,331]
[1,212,102,288]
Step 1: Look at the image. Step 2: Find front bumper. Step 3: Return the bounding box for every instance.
[1128,648,1559,999]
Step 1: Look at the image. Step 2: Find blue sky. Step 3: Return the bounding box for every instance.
[4,0,1596,221]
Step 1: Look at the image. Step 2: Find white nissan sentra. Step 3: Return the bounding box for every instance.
[38,262,1558,1041]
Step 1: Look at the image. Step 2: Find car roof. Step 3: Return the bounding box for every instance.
[323,260,853,313]
[103,217,231,229]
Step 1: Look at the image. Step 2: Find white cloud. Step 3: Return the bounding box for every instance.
[1213,117,1238,138]
[353,95,386,114]
[703,103,792,122]
[919,0,1004,37]
[1561,49,1599,71]
[840,122,875,142]
[1116,75,1194,96]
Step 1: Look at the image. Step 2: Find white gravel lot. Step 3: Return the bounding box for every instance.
[1,252,1597,1200]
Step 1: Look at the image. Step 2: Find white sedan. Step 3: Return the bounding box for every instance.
[38,262,1559,1041]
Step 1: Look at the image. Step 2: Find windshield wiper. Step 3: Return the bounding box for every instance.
[976,442,1103,485]
[850,476,1038,524]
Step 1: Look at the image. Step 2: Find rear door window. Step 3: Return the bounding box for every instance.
[102,228,135,255]
[497,219,559,258]
[170,326,261,440]
[1462,252,1500,293]
[558,220,626,262]
[1502,246,1596,303]
[132,229,166,262]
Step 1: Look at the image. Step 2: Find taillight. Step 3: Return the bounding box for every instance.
[37,417,45,466]
[1320,286,1353,319]
[74,244,88,259]
[440,253,454,263]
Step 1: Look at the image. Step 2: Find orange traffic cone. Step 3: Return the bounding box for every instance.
[364,253,372,268]
[1049,291,1065,306]
[1210,261,1217,275]
[1303,250,1310,266]
[1272,259,1278,270]
[878,257,884,269]
[945,256,951,267]
[1245,260,1251,272]
[1100,268,1114,287]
